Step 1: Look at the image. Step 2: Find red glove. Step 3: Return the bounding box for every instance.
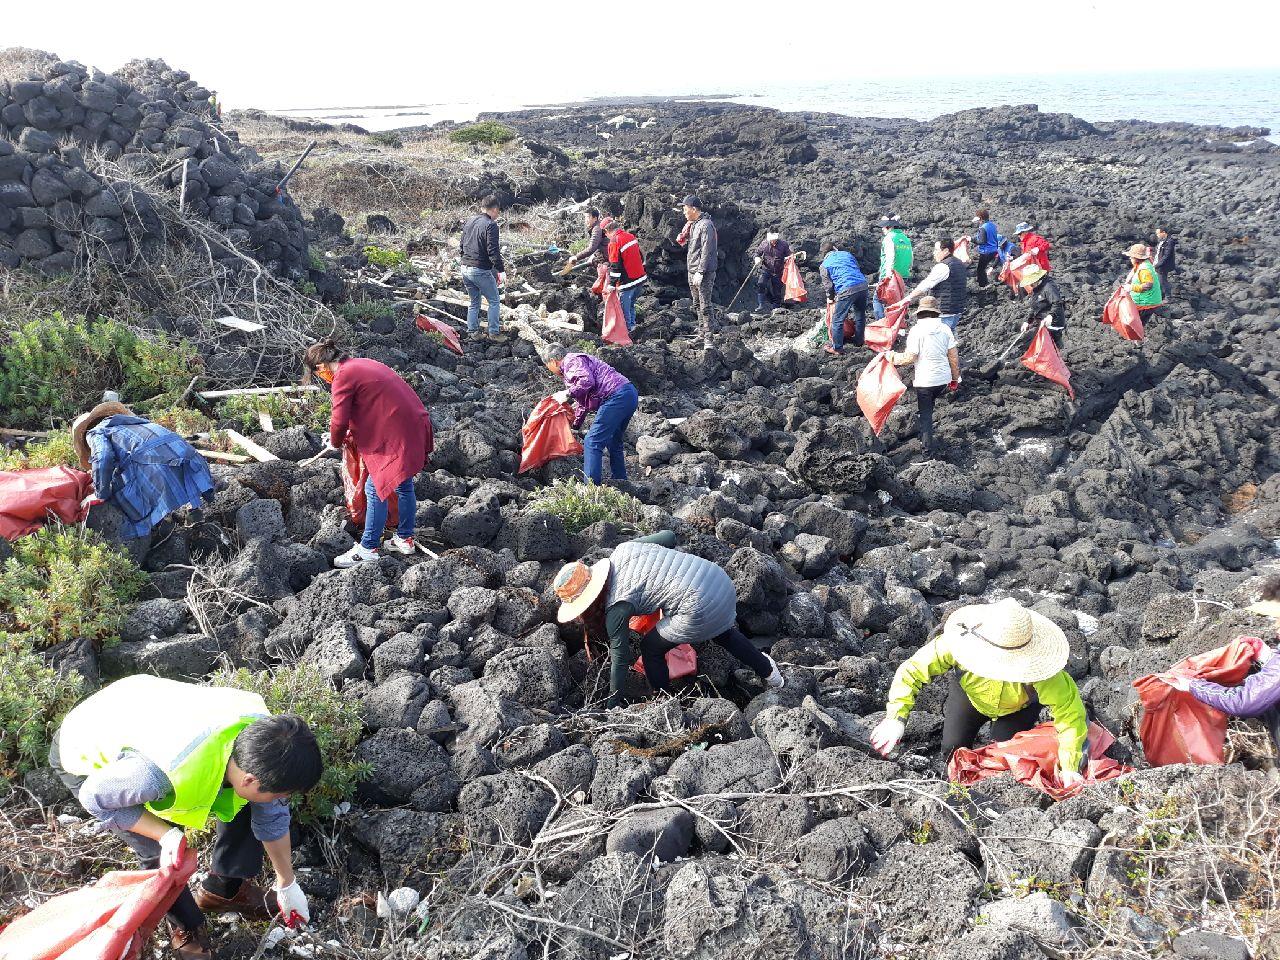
[948,380,960,392]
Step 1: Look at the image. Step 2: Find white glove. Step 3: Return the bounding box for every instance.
[159,827,185,869]
[691,272,703,286]
[275,879,310,925]
[1159,674,1192,692]
[1257,642,1275,664]
[753,256,762,266]
[497,272,506,286]
[1057,768,1084,790]
[553,390,571,405]
[869,717,905,757]
[1019,322,1029,333]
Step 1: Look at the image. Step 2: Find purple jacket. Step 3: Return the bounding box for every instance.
[755,239,792,279]
[562,353,630,428]
[1189,652,1280,718]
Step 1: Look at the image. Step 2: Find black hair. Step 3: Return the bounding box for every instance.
[819,240,839,257]
[937,236,955,253]
[302,339,351,384]
[233,715,323,794]
[1261,575,1280,603]
[767,226,780,235]
[586,207,600,219]
[479,194,501,211]
[976,208,989,221]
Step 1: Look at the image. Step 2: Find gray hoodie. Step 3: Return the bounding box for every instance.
[686,215,718,277]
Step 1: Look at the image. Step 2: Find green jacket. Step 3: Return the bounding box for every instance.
[886,635,1087,771]
[1127,260,1163,307]
[881,229,913,280]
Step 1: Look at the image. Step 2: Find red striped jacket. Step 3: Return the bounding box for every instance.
[607,229,647,290]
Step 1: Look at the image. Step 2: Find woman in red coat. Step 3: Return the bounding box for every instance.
[304,341,434,568]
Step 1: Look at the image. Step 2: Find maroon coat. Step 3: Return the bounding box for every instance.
[329,358,433,499]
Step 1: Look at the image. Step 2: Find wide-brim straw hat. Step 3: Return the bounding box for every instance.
[554,558,612,623]
[942,597,1069,683]
[71,401,133,469]
[1124,243,1151,259]
[1248,599,1280,619]
[1019,265,1047,287]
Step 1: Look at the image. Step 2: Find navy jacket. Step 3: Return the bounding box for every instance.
[460,213,504,272]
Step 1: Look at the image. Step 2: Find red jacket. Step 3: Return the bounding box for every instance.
[608,229,647,290]
[329,358,433,499]
[1020,233,1053,272]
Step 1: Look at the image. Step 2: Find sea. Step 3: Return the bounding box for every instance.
[273,70,1280,143]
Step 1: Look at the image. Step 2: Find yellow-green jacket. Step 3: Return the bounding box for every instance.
[886,635,1087,771]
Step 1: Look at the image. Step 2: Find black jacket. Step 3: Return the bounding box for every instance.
[1029,277,1067,330]
[460,213,504,272]
[581,223,608,264]
[1154,236,1176,273]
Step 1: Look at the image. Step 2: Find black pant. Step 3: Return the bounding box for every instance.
[757,271,784,310]
[914,384,947,450]
[940,673,1041,760]
[50,735,265,931]
[1157,268,1172,301]
[975,252,997,288]
[638,625,772,691]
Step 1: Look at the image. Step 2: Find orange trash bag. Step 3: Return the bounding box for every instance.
[0,842,197,960]
[518,396,584,474]
[1101,288,1145,341]
[948,721,1130,801]
[591,263,609,296]
[1020,327,1075,399]
[1133,636,1261,767]
[628,611,698,681]
[343,438,398,529]
[0,467,93,541]
[856,352,906,437]
[953,236,972,264]
[781,255,808,304]
[601,289,633,346]
[863,317,903,351]
[822,301,858,342]
[1000,252,1038,291]
[415,314,463,355]
[874,271,908,324]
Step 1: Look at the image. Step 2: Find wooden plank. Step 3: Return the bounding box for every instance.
[198,385,319,400]
[224,429,279,462]
[0,427,52,438]
[195,447,252,464]
[257,410,274,433]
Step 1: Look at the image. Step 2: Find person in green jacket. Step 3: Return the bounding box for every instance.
[874,215,913,320]
[1123,242,1164,312]
[869,597,1088,788]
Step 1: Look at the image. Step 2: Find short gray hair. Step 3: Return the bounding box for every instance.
[540,342,567,364]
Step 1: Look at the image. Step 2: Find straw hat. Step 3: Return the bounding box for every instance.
[942,597,1069,683]
[1019,265,1047,288]
[916,296,941,318]
[1124,243,1151,260]
[554,558,612,623]
[71,401,133,470]
[1248,599,1280,619]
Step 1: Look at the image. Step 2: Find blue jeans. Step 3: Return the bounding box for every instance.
[940,313,959,334]
[619,285,641,331]
[361,476,416,549]
[583,383,638,484]
[872,292,887,321]
[830,284,869,352]
[462,266,501,334]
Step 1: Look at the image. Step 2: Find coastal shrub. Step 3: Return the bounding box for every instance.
[148,405,214,436]
[308,248,328,272]
[212,664,368,826]
[363,244,408,268]
[0,527,145,650]
[449,121,516,147]
[0,638,84,780]
[0,431,78,472]
[337,300,398,325]
[530,479,647,534]
[0,312,199,428]
[369,131,403,149]
[218,391,331,433]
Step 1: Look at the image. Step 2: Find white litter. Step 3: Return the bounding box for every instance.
[214,315,265,333]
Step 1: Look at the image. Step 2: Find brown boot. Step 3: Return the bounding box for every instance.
[193,879,274,922]
[167,922,216,959]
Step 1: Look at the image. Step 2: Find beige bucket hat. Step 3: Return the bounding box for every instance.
[554,558,612,623]
[1248,599,1280,619]
[1124,243,1151,260]
[942,597,1070,684]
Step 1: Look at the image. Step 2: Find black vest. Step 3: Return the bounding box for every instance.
[936,256,968,316]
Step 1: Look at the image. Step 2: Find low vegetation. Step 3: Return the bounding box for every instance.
[217,390,331,434]
[0,639,84,779]
[448,121,516,146]
[530,479,648,534]
[363,244,409,269]
[0,431,79,472]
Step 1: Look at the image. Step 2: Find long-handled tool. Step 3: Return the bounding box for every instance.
[725,263,759,312]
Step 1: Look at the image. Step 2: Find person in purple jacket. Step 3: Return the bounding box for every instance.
[541,343,639,485]
[1161,576,1280,750]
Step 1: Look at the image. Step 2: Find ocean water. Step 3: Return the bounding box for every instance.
[275,70,1280,141]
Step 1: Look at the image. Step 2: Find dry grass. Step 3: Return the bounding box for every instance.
[0,46,59,84]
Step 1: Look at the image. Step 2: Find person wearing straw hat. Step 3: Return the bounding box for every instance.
[888,297,960,455]
[1017,265,1067,348]
[1160,576,1280,754]
[869,597,1089,787]
[553,531,784,708]
[1122,242,1164,312]
[72,400,215,540]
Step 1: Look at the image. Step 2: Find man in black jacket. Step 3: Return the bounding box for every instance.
[460,196,505,337]
[1019,267,1067,349]
[1153,227,1177,301]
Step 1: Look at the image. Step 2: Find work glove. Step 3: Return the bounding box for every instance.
[1057,768,1084,791]
[275,879,310,926]
[159,827,186,870]
[1019,321,1029,333]
[552,390,571,405]
[497,272,506,287]
[868,716,905,757]
[753,256,762,266]
[690,272,703,286]
[948,380,960,392]
[1158,674,1192,692]
[1256,641,1275,664]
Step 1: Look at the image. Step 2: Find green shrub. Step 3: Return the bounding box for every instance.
[369,131,403,149]
[363,244,408,269]
[448,121,516,146]
[0,431,79,471]
[568,238,589,255]
[0,527,146,650]
[212,664,368,826]
[307,248,328,272]
[148,406,214,436]
[217,391,331,433]
[0,312,199,428]
[0,637,84,779]
[530,479,648,534]
[337,300,398,324]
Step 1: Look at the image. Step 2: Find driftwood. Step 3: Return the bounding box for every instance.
[609,721,731,760]
[224,429,278,462]
[197,385,318,400]
[194,448,252,464]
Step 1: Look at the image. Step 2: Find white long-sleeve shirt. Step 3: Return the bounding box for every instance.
[909,261,951,299]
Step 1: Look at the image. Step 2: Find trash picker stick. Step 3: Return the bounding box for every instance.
[725,264,758,312]
[275,140,317,196]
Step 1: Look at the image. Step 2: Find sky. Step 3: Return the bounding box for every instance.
[6,0,1280,111]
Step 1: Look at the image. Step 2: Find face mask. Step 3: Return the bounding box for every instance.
[316,367,334,384]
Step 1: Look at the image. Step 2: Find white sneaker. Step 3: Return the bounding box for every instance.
[764,654,785,690]
[387,535,416,556]
[334,544,378,569]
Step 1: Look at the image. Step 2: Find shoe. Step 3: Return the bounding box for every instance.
[194,879,274,921]
[334,544,378,569]
[168,922,217,959]
[823,345,844,356]
[764,654,785,690]
[387,535,416,555]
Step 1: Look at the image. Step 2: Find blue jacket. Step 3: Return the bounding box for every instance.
[996,235,1018,264]
[88,415,215,540]
[820,251,867,300]
[974,220,998,255]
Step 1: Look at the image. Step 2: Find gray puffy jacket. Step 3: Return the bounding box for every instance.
[607,542,737,645]
[686,215,718,277]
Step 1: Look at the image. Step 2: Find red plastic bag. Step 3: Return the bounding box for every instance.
[0,467,93,541]
[1001,252,1038,290]
[518,397,584,473]
[856,352,906,437]
[948,721,1130,800]
[874,272,908,324]
[1101,288,1145,341]
[343,438,398,529]
[415,314,463,355]
[781,255,808,304]
[1020,327,1075,399]
[0,844,196,960]
[602,289,633,346]
[953,236,972,264]
[591,263,609,296]
[628,611,698,681]
[1134,636,1261,767]
[822,301,858,342]
[863,315,904,351]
